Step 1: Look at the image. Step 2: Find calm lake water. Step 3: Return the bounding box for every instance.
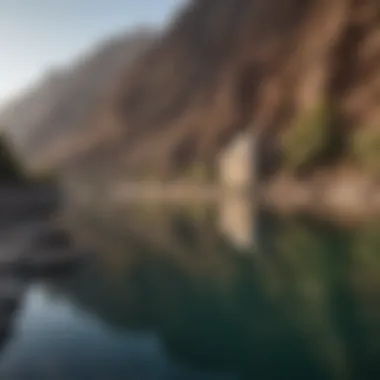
[0,201,379,380]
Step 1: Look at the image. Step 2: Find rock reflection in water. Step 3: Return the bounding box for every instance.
[1,203,380,380]
[218,194,258,251]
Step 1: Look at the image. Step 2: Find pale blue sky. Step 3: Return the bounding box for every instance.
[0,0,184,104]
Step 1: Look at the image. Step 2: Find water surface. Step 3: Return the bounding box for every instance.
[0,203,379,380]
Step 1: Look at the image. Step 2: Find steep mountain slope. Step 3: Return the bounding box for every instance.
[3,0,380,180]
[0,28,155,173]
[92,0,380,178]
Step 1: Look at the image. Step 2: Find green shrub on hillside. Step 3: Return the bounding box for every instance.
[280,104,334,172]
[183,161,212,183]
[0,136,55,184]
[31,168,56,183]
[350,126,380,176]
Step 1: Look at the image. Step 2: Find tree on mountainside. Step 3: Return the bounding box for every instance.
[0,134,26,182]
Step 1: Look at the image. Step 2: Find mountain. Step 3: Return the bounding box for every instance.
[2,0,380,181]
[0,28,155,175]
[89,0,380,178]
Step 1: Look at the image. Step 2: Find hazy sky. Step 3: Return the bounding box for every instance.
[0,0,184,104]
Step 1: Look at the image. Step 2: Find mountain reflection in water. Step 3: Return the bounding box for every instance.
[0,202,379,380]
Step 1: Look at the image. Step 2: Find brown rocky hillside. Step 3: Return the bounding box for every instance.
[0,29,155,174]
[95,0,380,178]
[2,0,380,180]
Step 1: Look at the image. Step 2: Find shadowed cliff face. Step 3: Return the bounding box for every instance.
[96,0,380,177]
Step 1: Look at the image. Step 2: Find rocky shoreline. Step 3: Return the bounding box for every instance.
[0,185,88,276]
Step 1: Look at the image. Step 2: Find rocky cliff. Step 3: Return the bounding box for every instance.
[98,0,380,178]
[2,0,379,181]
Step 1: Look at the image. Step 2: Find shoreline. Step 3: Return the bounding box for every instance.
[262,171,380,223]
[62,173,380,225]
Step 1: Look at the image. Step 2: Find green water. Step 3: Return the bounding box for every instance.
[0,205,379,380]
